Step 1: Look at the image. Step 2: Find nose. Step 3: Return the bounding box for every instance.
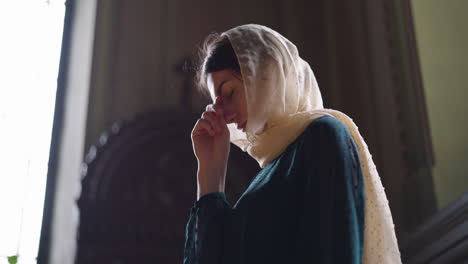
[213,96,236,124]
[213,96,223,106]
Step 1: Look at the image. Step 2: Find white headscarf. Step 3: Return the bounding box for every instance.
[221,24,401,264]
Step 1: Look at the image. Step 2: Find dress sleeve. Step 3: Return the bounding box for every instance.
[296,118,365,263]
[183,192,232,264]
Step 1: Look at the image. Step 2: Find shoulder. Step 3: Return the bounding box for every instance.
[302,115,352,143]
[297,115,355,161]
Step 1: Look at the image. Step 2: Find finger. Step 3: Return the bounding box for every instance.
[193,118,214,136]
[205,104,224,129]
[202,111,220,133]
[205,104,214,112]
[212,101,225,121]
[215,113,227,133]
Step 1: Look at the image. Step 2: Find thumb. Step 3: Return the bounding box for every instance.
[213,96,226,122]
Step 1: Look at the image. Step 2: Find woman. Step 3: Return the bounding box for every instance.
[184,24,401,264]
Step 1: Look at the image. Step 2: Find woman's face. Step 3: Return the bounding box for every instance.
[207,69,248,132]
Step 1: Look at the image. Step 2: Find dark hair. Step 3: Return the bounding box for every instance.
[195,32,241,97]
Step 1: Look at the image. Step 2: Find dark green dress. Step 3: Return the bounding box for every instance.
[183,115,365,264]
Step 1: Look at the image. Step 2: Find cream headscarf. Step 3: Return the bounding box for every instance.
[220,24,401,263]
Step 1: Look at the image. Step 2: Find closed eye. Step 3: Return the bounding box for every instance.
[222,88,234,101]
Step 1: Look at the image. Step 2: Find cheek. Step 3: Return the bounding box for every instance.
[225,96,241,116]
[239,91,248,117]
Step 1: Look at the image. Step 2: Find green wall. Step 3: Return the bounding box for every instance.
[411,0,468,208]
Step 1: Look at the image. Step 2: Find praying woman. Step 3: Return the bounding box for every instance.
[183,24,401,264]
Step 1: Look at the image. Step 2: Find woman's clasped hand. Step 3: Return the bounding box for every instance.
[191,96,230,199]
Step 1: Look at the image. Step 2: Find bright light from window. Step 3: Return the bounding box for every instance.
[0,0,65,263]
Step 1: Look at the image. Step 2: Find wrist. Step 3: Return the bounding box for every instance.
[197,165,226,200]
[197,186,224,201]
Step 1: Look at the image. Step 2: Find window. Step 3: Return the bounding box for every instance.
[0,1,65,263]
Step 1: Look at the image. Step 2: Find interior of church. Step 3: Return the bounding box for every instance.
[28,0,468,263]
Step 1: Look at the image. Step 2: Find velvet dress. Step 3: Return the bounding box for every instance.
[183,115,365,264]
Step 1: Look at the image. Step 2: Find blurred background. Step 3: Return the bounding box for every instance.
[1,0,467,263]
